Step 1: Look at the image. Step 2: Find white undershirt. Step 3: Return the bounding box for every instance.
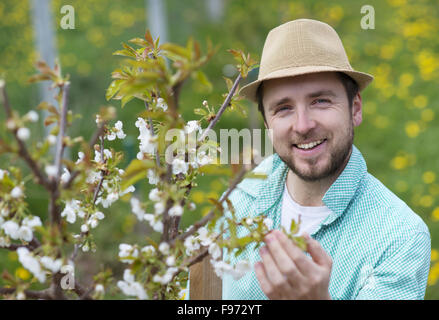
[281,182,332,236]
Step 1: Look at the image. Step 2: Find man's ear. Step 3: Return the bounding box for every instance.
[352,93,362,127]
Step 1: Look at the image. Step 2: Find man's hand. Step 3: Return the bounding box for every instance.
[254,230,332,300]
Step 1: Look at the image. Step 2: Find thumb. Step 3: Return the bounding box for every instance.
[303,233,332,268]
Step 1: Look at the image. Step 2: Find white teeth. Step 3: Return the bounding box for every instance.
[296,139,324,150]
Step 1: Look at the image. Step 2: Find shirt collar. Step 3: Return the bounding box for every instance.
[238,144,367,221]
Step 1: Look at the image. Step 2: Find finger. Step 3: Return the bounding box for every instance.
[303,233,332,268]
[264,231,308,282]
[259,245,293,295]
[254,261,279,299]
[271,230,318,278]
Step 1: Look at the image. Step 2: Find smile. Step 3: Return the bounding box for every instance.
[294,139,326,150]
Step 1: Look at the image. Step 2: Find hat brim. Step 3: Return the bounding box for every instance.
[239,65,374,103]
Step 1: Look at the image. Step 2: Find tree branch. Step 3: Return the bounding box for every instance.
[198,73,242,142]
[54,82,70,182]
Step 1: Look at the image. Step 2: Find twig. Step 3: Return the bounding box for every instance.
[0,237,41,251]
[171,165,251,246]
[198,73,242,142]
[54,82,70,182]
[0,287,53,300]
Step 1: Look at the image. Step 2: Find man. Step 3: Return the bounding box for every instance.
[222,19,431,300]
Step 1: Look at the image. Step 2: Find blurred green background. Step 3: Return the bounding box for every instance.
[0,0,438,299]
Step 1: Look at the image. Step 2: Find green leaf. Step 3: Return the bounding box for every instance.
[193,70,212,92]
[194,108,207,116]
[106,80,123,101]
[122,159,155,190]
[113,49,136,58]
[121,95,134,108]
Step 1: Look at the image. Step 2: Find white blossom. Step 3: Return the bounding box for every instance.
[2,221,20,240]
[0,169,9,180]
[197,227,216,246]
[166,255,176,266]
[141,245,155,255]
[114,121,126,139]
[130,197,146,221]
[26,111,39,122]
[152,220,163,233]
[172,158,188,175]
[18,226,33,242]
[135,117,157,156]
[94,211,105,220]
[60,168,71,184]
[117,269,148,300]
[147,169,159,185]
[211,260,233,279]
[22,216,42,229]
[159,242,170,255]
[11,186,23,198]
[263,217,273,230]
[231,260,252,280]
[81,224,89,233]
[47,135,57,145]
[120,185,135,196]
[184,120,201,134]
[40,256,62,273]
[119,244,138,263]
[95,284,105,294]
[154,202,165,215]
[169,204,183,217]
[86,170,102,184]
[184,235,200,255]
[17,127,30,141]
[148,188,161,202]
[17,247,46,283]
[45,165,58,179]
[76,152,85,164]
[208,242,221,260]
[156,97,168,111]
[61,199,83,224]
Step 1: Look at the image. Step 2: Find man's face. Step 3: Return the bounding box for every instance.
[262,72,362,182]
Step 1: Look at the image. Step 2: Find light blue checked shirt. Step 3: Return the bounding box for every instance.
[222,145,431,300]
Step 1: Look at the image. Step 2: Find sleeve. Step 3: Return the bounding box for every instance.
[355,231,431,300]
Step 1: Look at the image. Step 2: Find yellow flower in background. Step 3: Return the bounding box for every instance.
[420,195,434,208]
[15,267,31,281]
[405,121,420,138]
[191,191,205,204]
[432,207,439,222]
[429,262,439,286]
[387,0,407,7]
[421,109,435,122]
[210,180,223,192]
[391,155,409,170]
[423,171,436,184]
[380,45,396,60]
[432,249,439,262]
[413,95,428,109]
[328,6,344,23]
[373,115,390,129]
[399,73,414,87]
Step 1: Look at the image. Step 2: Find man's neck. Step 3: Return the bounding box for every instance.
[285,150,352,207]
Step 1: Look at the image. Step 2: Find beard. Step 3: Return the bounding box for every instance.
[277,124,354,182]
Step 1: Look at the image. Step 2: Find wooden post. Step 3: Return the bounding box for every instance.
[189,254,222,300]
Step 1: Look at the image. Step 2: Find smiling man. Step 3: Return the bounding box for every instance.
[221,19,431,300]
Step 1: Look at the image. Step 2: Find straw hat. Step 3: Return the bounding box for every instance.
[239,19,374,103]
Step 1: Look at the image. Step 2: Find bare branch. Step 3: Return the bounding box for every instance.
[54,82,70,182]
[171,165,251,246]
[144,100,161,168]
[0,287,53,300]
[0,237,41,251]
[198,73,242,142]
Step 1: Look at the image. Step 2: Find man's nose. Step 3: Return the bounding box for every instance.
[293,107,316,135]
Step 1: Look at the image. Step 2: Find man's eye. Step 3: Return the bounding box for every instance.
[313,99,330,105]
[276,106,290,113]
